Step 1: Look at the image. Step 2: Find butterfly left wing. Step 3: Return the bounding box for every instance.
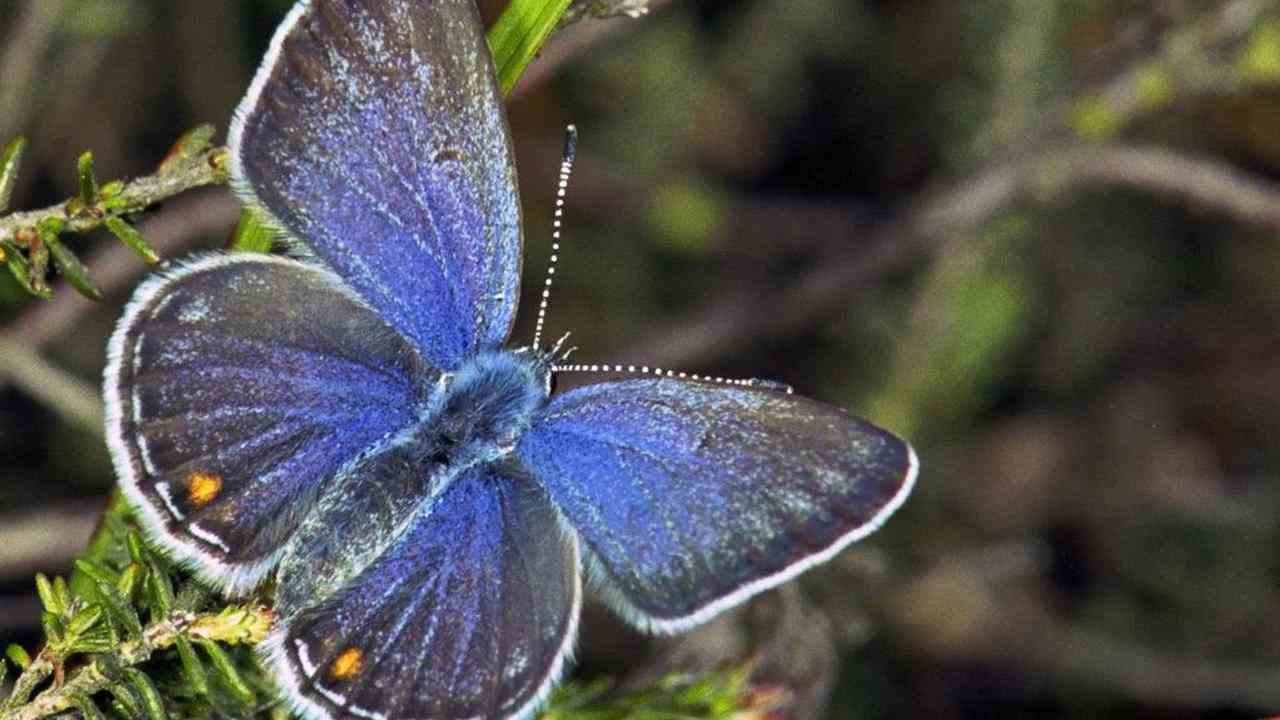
[229,0,522,370]
[105,253,436,592]
[267,466,580,720]
[516,379,917,634]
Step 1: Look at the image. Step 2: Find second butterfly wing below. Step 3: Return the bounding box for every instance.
[268,467,580,720]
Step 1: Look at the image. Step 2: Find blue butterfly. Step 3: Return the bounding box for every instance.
[102,2,918,720]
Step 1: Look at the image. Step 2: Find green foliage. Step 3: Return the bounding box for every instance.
[228,209,277,254]
[488,0,575,95]
[0,502,272,720]
[543,667,782,720]
[0,495,768,720]
[0,125,222,301]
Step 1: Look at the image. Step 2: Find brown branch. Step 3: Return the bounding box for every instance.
[618,143,1280,369]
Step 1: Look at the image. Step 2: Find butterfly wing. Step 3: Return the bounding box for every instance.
[104,253,436,593]
[267,466,580,720]
[516,379,917,634]
[228,0,522,369]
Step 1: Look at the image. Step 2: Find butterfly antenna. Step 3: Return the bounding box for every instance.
[551,361,795,394]
[532,124,579,350]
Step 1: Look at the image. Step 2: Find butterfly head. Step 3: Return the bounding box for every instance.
[430,349,555,467]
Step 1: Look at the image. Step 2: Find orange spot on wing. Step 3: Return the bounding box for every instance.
[186,471,223,507]
[329,647,364,680]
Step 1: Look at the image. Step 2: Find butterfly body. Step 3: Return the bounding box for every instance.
[105,2,919,719]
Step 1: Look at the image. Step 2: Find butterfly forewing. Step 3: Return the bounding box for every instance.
[516,379,917,633]
[104,254,436,592]
[229,0,523,370]
[268,467,580,720]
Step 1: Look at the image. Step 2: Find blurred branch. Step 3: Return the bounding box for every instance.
[514,0,675,96]
[560,0,653,27]
[879,549,1280,710]
[0,1,70,136]
[0,503,101,582]
[0,337,102,433]
[1036,144,1280,227]
[623,140,1280,366]
[1046,0,1280,146]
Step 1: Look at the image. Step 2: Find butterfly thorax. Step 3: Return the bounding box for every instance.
[425,349,552,468]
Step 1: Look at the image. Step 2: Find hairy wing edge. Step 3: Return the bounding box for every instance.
[104,252,396,594]
[585,444,919,635]
[259,512,584,720]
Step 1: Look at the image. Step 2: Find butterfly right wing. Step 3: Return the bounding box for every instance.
[267,465,581,720]
[516,379,916,634]
[105,253,437,593]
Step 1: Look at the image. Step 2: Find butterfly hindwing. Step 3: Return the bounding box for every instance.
[268,466,581,720]
[104,253,436,592]
[516,379,917,633]
[229,0,523,369]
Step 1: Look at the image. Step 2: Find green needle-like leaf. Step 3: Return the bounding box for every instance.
[488,0,574,95]
[124,668,169,720]
[126,531,147,565]
[145,561,174,617]
[228,207,275,253]
[66,606,104,641]
[0,136,26,213]
[53,576,73,615]
[40,612,64,646]
[157,124,217,175]
[173,635,209,697]
[35,573,60,615]
[197,640,255,706]
[1,238,51,299]
[5,644,31,670]
[108,682,144,720]
[71,693,107,720]
[44,232,103,300]
[77,152,98,207]
[104,216,159,264]
[75,559,142,639]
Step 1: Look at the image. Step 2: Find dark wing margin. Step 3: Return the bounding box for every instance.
[104,253,433,594]
[265,466,581,720]
[516,379,917,634]
[228,0,522,370]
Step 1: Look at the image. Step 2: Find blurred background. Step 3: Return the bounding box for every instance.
[3,0,1280,717]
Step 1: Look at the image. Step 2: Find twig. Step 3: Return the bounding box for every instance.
[6,190,239,349]
[0,146,228,247]
[0,605,271,720]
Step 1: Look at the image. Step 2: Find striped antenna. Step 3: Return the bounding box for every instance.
[532,125,579,350]
[551,362,794,394]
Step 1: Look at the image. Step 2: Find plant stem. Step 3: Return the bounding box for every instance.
[0,146,227,247]
[0,605,271,720]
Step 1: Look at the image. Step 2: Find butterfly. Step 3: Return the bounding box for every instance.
[102,1,918,719]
